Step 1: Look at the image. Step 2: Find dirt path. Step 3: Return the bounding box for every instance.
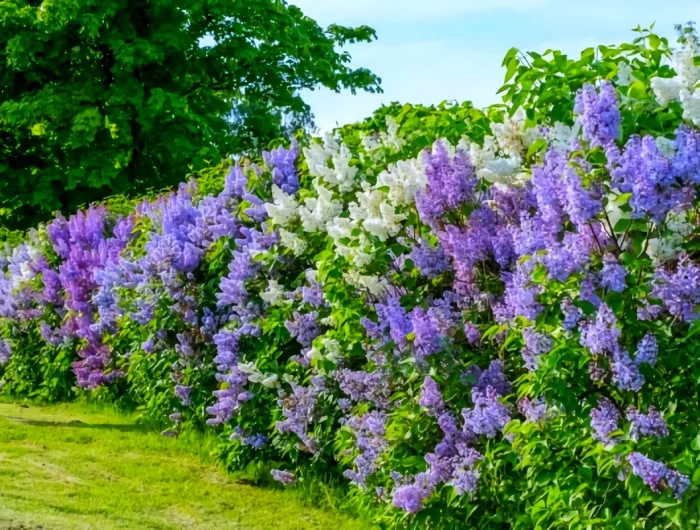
[0,403,363,530]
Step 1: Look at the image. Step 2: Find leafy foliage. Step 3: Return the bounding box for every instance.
[0,0,380,229]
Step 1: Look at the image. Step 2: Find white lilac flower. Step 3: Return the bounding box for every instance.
[361,133,381,153]
[321,338,343,363]
[655,137,678,158]
[279,228,308,256]
[326,217,373,267]
[299,180,343,233]
[237,361,258,375]
[260,279,284,306]
[263,185,298,227]
[375,158,427,206]
[348,184,406,241]
[261,374,280,388]
[651,76,683,106]
[305,134,358,192]
[379,116,406,152]
[549,122,581,152]
[304,137,333,178]
[680,88,700,125]
[490,108,528,158]
[343,271,388,296]
[651,36,700,108]
[647,210,694,265]
[674,35,700,89]
[477,156,522,184]
[616,61,634,86]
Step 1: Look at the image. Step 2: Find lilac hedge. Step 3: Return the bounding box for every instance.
[2,25,700,528]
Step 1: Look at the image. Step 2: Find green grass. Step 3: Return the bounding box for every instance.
[0,402,366,529]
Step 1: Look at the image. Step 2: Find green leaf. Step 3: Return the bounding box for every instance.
[627,80,647,100]
[648,34,661,50]
[691,433,700,451]
[505,57,520,83]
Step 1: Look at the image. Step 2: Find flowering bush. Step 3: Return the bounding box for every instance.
[2,24,700,528]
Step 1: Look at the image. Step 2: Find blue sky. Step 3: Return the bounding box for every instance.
[290,0,700,131]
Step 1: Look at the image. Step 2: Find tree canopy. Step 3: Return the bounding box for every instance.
[0,0,380,228]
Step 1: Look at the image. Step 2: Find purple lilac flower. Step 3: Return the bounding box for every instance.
[627,453,677,494]
[522,327,553,368]
[410,307,442,359]
[410,303,457,359]
[650,255,700,322]
[473,360,511,397]
[276,383,320,453]
[206,367,250,425]
[446,445,484,495]
[601,255,628,292]
[271,469,296,485]
[626,407,668,441]
[407,241,449,279]
[419,377,444,415]
[590,397,621,446]
[416,140,476,226]
[495,262,542,323]
[0,338,11,366]
[574,81,621,147]
[563,168,603,228]
[611,350,644,392]
[464,322,481,345]
[634,333,658,366]
[606,133,693,222]
[462,386,512,439]
[335,369,389,408]
[672,126,700,184]
[561,298,584,330]
[521,348,539,372]
[301,281,325,308]
[213,330,240,372]
[666,470,691,499]
[448,454,483,495]
[380,297,413,349]
[174,385,192,407]
[263,140,300,195]
[580,303,620,355]
[232,428,269,449]
[343,411,388,488]
[523,328,551,354]
[518,397,548,424]
[580,276,602,307]
[392,479,433,513]
[531,148,566,227]
[588,359,607,384]
[285,311,320,348]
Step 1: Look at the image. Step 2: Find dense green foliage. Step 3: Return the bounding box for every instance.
[0,0,380,229]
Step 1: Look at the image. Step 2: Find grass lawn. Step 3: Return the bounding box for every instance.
[0,402,365,529]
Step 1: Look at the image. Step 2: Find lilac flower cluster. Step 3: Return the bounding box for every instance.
[416,140,476,226]
[574,81,621,147]
[343,411,388,488]
[650,255,700,322]
[275,382,322,453]
[626,407,669,441]
[627,453,689,499]
[590,397,621,446]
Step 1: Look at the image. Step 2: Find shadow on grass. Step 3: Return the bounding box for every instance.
[5,417,148,433]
